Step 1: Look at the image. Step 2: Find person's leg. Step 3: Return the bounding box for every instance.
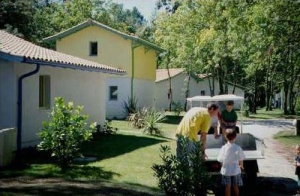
[298,175,300,194]
[233,185,239,196]
[222,175,231,196]
[233,174,243,196]
[225,185,231,196]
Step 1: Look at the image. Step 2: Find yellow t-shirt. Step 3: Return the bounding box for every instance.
[176,107,211,141]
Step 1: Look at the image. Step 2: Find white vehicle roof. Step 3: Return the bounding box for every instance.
[187,94,244,102]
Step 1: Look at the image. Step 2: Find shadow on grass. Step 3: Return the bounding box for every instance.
[0,164,119,181]
[160,115,183,125]
[82,134,168,160]
[0,178,163,196]
[213,176,297,196]
[249,176,298,195]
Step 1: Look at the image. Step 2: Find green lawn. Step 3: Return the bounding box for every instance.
[236,107,298,120]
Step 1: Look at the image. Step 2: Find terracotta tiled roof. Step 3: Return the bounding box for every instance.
[0,30,126,75]
[156,68,184,82]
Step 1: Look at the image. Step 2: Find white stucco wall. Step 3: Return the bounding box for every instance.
[3,62,107,147]
[106,77,131,119]
[155,74,187,111]
[0,60,17,129]
[155,73,245,111]
[134,78,155,109]
[106,77,155,119]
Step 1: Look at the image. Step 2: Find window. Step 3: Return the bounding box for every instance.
[109,86,118,100]
[90,42,98,56]
[200,90,205,96]
[39,75,50,109]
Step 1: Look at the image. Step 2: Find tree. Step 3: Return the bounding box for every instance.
[0,0,36,41]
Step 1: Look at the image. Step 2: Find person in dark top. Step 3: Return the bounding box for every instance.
[221,100,238,138]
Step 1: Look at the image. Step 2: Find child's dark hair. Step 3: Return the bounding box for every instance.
[226,100,234,106]
[207,103,219,111]
[225,129,237,141]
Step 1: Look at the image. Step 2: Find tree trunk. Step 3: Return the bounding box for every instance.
[253,73,258,114]
[283,87,289,115]
[207,74,215,96]
[166,54,172,111]
[184,73,191,111]
[289,83,296,115]
[218,62,224,95]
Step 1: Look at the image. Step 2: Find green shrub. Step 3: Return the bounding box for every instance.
[92,120,118,139]
[152,137,210,196]
[38,97,95,171]
[172,101,183,116]
[143,108,165,136]
[128,107,148,128]
[123,95,138,117]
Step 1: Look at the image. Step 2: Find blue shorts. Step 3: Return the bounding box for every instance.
[221,174,243,186]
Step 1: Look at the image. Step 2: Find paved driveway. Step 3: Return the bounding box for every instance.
[241,119,297,195]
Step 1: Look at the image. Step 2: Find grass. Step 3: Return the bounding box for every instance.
[237,107,298,120]
[274,130,300,148]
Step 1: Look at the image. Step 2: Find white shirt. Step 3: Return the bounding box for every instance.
[217,142,245,176]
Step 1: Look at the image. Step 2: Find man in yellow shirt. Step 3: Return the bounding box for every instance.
[176,103,219,159]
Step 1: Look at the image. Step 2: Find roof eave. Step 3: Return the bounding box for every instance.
[0,51,24,62]
[0,52,126,75]
[133,37,164,53]
[23,58,126,75]
[43,21,90,42]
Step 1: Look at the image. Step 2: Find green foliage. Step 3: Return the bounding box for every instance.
[1,0,146,44]
[143,108,165,136]
[93,120,118,139]
[38,97,95,170]
[128,107,147,128]
[171,101,183,116]
[128,107,165,135]
[296,98,300,112]
[123,95,138,117]
[152,137,210,196]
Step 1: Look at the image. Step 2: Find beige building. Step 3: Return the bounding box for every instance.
[44,19,163,119]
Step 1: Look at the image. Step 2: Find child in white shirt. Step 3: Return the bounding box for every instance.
[218,129,245,196]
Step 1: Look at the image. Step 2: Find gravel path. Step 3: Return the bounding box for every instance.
[241,119,298,195]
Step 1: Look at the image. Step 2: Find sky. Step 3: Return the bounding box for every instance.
[110,0,157,20]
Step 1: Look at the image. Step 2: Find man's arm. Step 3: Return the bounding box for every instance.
[200,131,207,153]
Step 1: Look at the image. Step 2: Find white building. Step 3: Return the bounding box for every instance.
[155,68,245,110]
